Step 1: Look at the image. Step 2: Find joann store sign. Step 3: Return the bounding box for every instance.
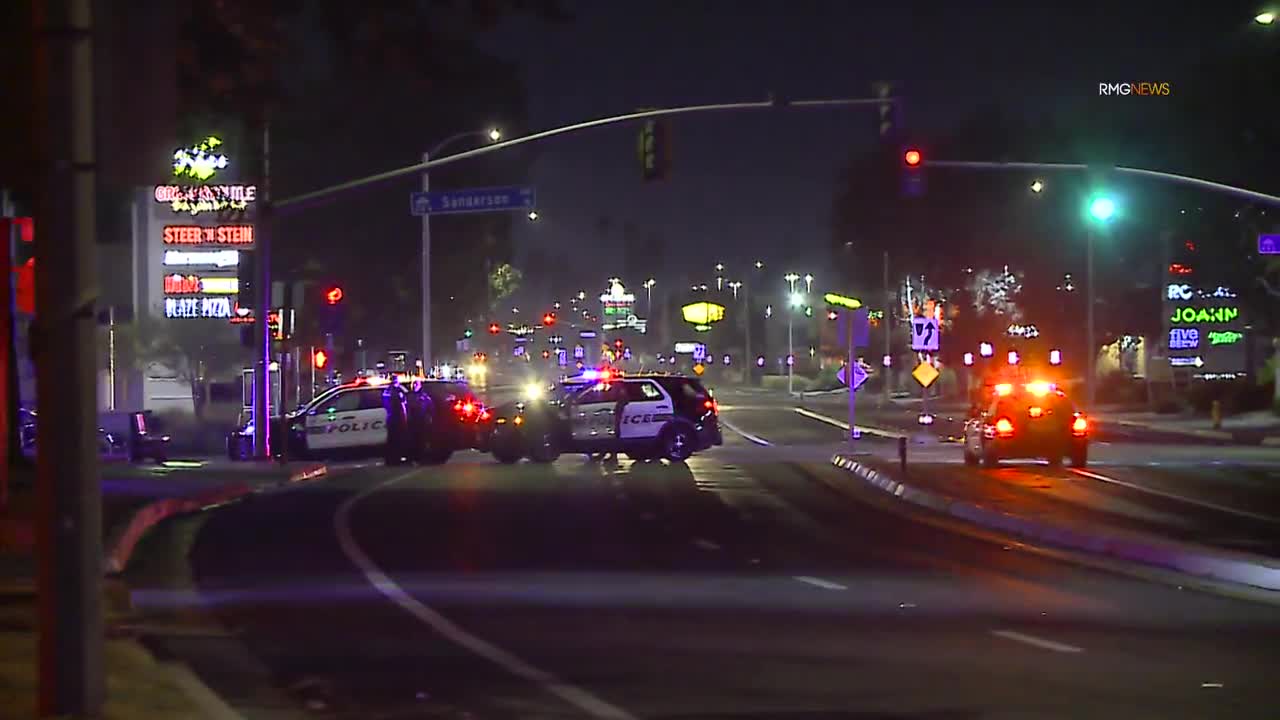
[1162,282,1246,377]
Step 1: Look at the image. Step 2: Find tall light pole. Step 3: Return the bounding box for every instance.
[804,273,814,294]
[1085,194,1116,409]
[643,278,655,316]
[422,127,501,369]
[784,272,800,294]
[715,262,725,291]
[788,291,804,394]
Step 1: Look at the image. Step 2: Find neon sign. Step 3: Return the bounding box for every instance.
[1168,263,1193,276]
[154,186,258,217]
[1169,306,1239,324]
[163,250,240,268]
[1207,330,1243,345]
[164,296,233,319]
[163,275,239,295]
[1006,323,1039,338]
[172,136,229,181]
[162,225,254,245]
[1168,328,1199,350]
[1166,283,1235,300]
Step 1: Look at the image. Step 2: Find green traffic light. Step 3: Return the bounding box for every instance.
[1088,196,1116,221]
[464,329,473,338]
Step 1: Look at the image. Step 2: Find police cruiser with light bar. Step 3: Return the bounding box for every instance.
[227,374,491,462]
[962,380,1090,467]
[484,368,723,464]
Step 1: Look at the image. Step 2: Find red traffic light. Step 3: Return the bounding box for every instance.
[614,339,624,349]
[488,322,501,334]
[543,312,556,326]
[903,149,922,168]
[313,349,329,369]
[325,286,344,305]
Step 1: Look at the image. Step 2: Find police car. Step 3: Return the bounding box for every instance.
[227,375,488,462]
[962,380,1090,467]
[485,369,723,464]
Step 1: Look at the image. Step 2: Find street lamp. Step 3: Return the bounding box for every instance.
[727,280,741,299]
[1256,11,1276,25]
[420,126,502,366]
[643,278,656,316]
[784,272,800,293]
[1084,192,1117,409]
[754,260,764,269]
[1030,179,1045,193]
[787,291,805,394]
[803,273,813,293]
[527,210,539,221]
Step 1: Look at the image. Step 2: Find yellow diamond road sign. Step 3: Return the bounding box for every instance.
[912,361,939,388]
[693,363,705,376]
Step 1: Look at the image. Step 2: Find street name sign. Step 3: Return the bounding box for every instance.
[410,186,535,216]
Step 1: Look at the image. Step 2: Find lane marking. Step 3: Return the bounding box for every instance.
[991,629,1084,654]
[792,575,847,591]
[335,469,637,720]
[719,418,770,446]
[1070,468,1280,526]
[792,407,905,440]
[693,538,721,551]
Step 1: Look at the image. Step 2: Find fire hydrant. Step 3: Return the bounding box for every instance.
[1211,399,1223,430]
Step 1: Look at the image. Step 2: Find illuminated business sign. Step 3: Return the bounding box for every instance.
[172,136,229,181]
[1166,284,1236,300]
[1168,328,1199,350]
[1207,330,1243,345]
[162,225,255,245]
[155,136,257,216]
[163,249,240,268]
[600,280,635,316]
[681,301,726,325]
[1169,356,1204,368]
[1006,323,1040,338]
[164,296,233,319]
[1168,306,1239,324]
[163,275,239,295]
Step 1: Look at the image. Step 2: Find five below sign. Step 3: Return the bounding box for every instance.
[410,186,535,216]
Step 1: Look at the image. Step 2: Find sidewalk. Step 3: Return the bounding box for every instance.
[0,457,329,718]
[1095,409,1280,445]
[824,454,1280,593]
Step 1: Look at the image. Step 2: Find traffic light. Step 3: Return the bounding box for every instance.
[614,339,624,351]
[325,286,344,305]
[313,349,329,369]
[488,322,501,335]
[901,145,926,198]
[541,349,551,359]
[319,284,346,335]
[543,312,556,326]
[638,119,670,182]
[463,328,473,339]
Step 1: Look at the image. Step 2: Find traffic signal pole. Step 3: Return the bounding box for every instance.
[253,119,273,459]
[33,0,104,714]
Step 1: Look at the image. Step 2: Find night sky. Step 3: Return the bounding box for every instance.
[483,0,1260,291]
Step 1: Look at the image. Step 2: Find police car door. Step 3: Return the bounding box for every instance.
[620,380,669,441]
[569,382,621,448]
[306,388,364,450]
[353,388,388,448]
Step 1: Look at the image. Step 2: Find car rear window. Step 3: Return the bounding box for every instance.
[425,382,469,403]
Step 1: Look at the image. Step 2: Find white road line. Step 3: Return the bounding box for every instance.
[792,407,904,440]
[991,629,1084,654]
[719,419,771,446]
[693,538,722,551]
[1070,468,1280,525]
[792,575,847,591]
[334,469,637,720]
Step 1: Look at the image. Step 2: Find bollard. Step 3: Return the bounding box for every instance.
[898,435,907,474]
[1211,399,1222,430]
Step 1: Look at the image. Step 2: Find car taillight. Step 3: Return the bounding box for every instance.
[703,399,717,414]
[994,417,1015,437]
[1072,415,1088,435]
[479,409,491,421]
[454,401,463,412]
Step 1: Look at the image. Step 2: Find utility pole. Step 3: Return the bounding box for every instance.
[1086,226,1096,409]
[253,117,272,458]
[33,0,104,715]
[742,281,752,385]
[882,251,891,406]
[420,150,432,369]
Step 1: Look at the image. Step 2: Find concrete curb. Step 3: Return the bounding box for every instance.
[1104,418,1234,441]
[828,454,1280,592]
[103,463,328,575]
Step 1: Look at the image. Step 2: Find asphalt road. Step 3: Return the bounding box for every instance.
[152,403,1280,719]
